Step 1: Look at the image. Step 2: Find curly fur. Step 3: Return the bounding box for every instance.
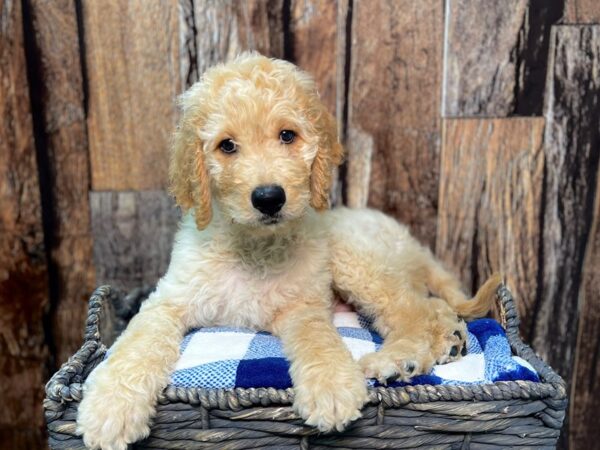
[77,52,501,450]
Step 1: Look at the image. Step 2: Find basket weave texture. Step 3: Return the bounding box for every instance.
[44,286,567,449]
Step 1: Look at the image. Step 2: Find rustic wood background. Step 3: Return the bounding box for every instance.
[1,0,599,449]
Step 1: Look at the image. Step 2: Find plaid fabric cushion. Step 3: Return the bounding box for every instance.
[167,312,539,389]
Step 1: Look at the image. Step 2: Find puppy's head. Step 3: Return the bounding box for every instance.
[169,52,343,230]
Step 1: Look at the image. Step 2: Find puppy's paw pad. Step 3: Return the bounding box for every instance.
[433,317,468,364]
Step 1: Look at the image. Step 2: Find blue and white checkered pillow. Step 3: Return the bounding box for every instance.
[168,312,539,389]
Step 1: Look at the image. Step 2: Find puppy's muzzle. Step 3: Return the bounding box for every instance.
[251,185,286,217]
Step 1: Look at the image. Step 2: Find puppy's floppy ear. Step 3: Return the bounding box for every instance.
[310,108,344,211]
[169,87,212,230]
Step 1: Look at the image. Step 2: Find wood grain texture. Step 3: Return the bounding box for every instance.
[537,25,600,450]
[443,0,528,116]
[289,0,340,204]
[329,0,349,207]
[571,176,600,450]
[290,0,338,114]
[27,0,95,366]
[436,118,545,333]
[179,0,198,89]
[443,0,564,117]
[565,0,600,23]
[193,0,284,77]
[90,191,180,292]
[345,0,443,248]
[84,0,181,190]
[514,0,565,116]
[534,24,600,371]
[335,0,349,136]
[0,1,49,448]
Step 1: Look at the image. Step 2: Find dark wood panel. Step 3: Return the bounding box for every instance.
[84,0,181,190]
[536,24,600,450]
[90,191,180,292]
[443,0,528,116]
[27,0,95,366]
[443,0,563,117]
[0,1,49,448]
[335,0,350,137]
[534,24,600,374]
[514,0,565,116]
[572,177,600,449]
[436,118,545,332]
[345,0,443,248]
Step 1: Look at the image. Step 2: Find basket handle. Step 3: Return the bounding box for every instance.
[494,284,565,386]
[83,285,114,344]
[84,284,155,346]
[45,286,114,405]
[495,283,520,334]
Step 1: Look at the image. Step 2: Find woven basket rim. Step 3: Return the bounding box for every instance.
[44,284,567,417]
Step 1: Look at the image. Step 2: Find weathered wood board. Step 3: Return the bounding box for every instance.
[345,0,443,248]
[290,0,338,114]
[515,1,564,115]
[290,0,341,203]
[537,24,600,450]
[443,0,529,116]
[565,0,600,23]
[0,1,49,448]
[443,0,564,117]
[436,118,545,334]
[335,0,349,133]
[572,174,600,450]
[90,191,180,292]
[331,0,350,206]
[192,0,285,77]
[27,0,95,366]
[534,24,600,374]
[83,0,181,190]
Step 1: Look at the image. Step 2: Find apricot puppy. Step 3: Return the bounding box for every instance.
[77,52,499,450]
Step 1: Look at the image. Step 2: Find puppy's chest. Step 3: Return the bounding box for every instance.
[198,268,287,327]
[190,246,329,329]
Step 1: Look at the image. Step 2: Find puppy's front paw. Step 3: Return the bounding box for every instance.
[359,350,422,384]
[77,364,153,450]
[293,363,368,432]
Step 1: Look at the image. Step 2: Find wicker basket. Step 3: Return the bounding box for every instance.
[44,286,567,449]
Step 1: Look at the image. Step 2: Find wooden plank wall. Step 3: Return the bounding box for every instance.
[437,117,546,332]
[0,2,50,448]
[345,0,443,247]
[25,0,95,368]
[2,1,600,448]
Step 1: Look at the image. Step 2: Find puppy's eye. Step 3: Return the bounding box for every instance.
[279,130,296,144]
[219,139,237,154]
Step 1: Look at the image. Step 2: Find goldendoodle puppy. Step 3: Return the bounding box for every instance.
[77,52,500,450]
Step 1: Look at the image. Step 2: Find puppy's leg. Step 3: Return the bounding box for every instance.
[77,296,186,450]
[354,285,467,383]
[272,302,368,432]
[328,208,473,382]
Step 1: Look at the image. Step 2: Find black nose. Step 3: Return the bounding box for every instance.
[251,185,286,216]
